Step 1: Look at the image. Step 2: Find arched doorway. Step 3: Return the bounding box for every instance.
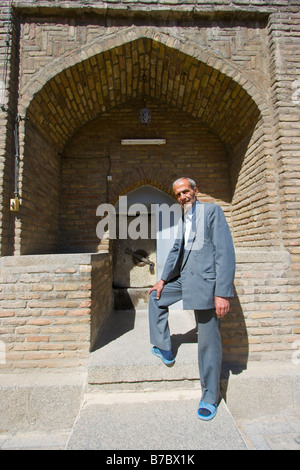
[113,184,180,286]
[113,184,183,310]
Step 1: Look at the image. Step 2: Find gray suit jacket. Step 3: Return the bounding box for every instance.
[161,201,236,310]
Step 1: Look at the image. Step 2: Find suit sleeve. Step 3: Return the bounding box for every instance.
[207,205,236,298]
[160,218,184,282]
[160,237,181,282]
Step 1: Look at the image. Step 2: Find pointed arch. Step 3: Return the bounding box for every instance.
[112,179,176,207]
[17,31,277,255]
[23,33,262,153]
[21,26,266,118]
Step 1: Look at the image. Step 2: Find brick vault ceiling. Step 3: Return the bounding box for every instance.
[27,37,260,151]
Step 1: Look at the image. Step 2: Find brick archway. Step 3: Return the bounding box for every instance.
[16,35,273,255]
[1,9,298,369]
[22,35,262,154]
[20,26,267,121]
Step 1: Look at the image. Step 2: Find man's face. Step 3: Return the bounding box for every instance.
[173,179,198,213]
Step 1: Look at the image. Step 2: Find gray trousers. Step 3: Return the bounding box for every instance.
[148,276,222,405]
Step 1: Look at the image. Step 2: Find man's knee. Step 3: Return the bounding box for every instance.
[149,290,160,310]
[149,290,157,302]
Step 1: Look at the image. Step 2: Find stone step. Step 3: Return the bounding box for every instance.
[66,389,248,450]
[88,308,199,390]
[83,309,250,450]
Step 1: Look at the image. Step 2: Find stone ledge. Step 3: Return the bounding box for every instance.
[0,369,87,433]
[0,252,109,268]
[235,250,291,265]
[0,249,290,267]
[13,0,275,20]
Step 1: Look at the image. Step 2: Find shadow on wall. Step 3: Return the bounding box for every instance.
[220,290,249,400]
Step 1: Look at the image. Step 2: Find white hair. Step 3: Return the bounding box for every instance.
[172,177,197,190]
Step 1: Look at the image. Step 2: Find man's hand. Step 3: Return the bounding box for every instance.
[149,280,166,300]
[215,296,230,318]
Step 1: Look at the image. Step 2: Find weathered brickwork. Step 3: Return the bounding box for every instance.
[0,1,19,258]
[0,253,112,370]
[267,11,300,282]
[222,251,297,364]
[60,103,231,253]
[0,1,299,369]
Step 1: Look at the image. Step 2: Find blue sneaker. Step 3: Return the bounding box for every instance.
[152,346,175,366]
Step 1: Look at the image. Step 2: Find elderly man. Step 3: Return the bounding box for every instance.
[149,177,235,420]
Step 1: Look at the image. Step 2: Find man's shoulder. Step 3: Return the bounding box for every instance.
[196,201,223,214]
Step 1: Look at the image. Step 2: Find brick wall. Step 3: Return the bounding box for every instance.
[18,119,61,255]
[0,1,19,256]
[60,102,232,253]
[1,249,296,369]
[17,23,269,254]
[0,253,112,370]
[0,1,299,368]
[267,11,300,298]
[222,250,296,365]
